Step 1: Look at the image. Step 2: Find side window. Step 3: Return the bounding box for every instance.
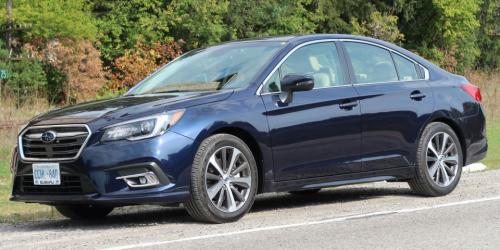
[392,53,419,81]
[262,42,345,93]
[344,42,398,84]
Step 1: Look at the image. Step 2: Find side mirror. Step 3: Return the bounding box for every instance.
[278,74,314,103]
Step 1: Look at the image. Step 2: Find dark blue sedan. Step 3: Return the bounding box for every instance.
[11,34,487,223]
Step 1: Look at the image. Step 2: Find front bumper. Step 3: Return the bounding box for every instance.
[10,131,197,206]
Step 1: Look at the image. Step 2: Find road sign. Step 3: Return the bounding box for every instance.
[0,69,7,79]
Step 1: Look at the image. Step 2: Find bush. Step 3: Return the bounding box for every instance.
[24,39,107,104]
[109,40,183,90]
[0,50,47,106]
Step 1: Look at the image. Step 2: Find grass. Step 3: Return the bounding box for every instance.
[0,98,57,222]
[484,119,500,169]
[0,71,498,222]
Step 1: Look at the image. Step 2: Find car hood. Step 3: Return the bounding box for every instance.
[30,90,233,126]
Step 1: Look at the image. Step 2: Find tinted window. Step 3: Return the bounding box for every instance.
[393,53,419,81]
[344,42,398,84]
[262,42,345,93]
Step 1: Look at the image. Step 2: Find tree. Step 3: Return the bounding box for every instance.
[0,0,96,41]
[399,0,481,72]
[91,0,171,65]
[476,0,500,70]
[351,11,404,43]
[224,0,316,39]
[164,0,229,49]
[0,41,47,104]
[109,40,183,90]
[24,39,107,103]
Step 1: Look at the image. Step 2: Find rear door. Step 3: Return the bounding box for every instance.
[260,42,362,181]
[341,41,434,171]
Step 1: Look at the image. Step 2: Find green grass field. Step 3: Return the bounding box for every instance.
[484,119,500,169]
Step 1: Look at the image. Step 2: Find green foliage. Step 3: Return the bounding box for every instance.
[43,63,67,104]
[476,0,500,70]
[434,0,480,72]
[400,0,481,72]
[351,11,405,43]
[310,0,377,34]
[164,0,230,49]
[0,0,96,41]
[0,0,497,108]
[225,0,316,39]
[92,0,171,64]
[0,57,47,103]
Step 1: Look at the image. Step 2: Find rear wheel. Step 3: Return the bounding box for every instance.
[408,122,463,196]
[184,134,258,223]
[55,205,113,220]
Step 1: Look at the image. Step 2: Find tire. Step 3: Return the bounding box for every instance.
[55,205,113,220]
[289,189,321,195]
[408,122,463,196]
[184,134,258,223]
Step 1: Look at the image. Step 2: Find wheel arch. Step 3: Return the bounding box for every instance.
[422,115,467,165]
[211,126,265,193]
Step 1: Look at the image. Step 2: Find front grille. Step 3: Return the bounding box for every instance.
[18,175,84,194]
[20,125,90,160]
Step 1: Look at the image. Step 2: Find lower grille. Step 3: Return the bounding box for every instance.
[18,175,84,194]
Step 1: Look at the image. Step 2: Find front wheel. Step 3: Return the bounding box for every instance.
[55,205,113,220]
[184,134,258,223]
[408,122,463,196]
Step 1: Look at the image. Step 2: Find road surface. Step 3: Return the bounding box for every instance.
[1,170,500,250]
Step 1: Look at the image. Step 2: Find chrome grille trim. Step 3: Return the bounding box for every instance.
[18,124,92,162]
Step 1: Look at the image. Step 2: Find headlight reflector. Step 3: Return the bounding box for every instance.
[101,110,184,142]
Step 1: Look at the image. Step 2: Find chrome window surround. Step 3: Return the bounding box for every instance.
[18,124,92,162]
[256,39,430,95]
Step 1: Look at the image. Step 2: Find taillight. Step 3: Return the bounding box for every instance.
[461,83,482,102]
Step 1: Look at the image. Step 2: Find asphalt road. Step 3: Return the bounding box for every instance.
[1,170,500,250]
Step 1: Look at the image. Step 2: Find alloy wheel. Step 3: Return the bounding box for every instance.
[426,132,459,187]
[205,146,252,213]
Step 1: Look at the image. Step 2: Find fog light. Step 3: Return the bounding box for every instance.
[116,171,160,188]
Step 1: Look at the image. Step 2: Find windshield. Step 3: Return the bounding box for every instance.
[128,41,286,95]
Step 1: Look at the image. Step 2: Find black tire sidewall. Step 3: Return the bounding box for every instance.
[192,134,258,222]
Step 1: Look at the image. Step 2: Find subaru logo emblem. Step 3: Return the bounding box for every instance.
[41,131,57,143]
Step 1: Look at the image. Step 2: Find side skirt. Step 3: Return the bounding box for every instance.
[262,166,415,193]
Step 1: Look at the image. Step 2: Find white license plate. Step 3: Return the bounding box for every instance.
[32,163,60,185]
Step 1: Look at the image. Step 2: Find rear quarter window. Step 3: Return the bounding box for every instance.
[392,53,420,81]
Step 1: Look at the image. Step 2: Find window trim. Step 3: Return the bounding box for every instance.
[390,51,421,82]
[340,39,429,86]
[256,39,430,95]
[258,40,349,95]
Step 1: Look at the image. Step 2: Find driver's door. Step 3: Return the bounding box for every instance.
[260,42,362,181]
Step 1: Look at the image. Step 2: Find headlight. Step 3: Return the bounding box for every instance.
[101,110,185,142]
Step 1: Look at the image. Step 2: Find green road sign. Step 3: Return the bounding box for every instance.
[0,69,7,79]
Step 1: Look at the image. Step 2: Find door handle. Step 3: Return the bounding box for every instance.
[339,100,358,110]
[410,91,426,100]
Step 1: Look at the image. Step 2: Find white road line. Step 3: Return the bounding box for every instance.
[102,195,500,250]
